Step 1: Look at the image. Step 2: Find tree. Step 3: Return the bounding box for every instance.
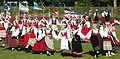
[0,0,4,6]
[76,0,92,7]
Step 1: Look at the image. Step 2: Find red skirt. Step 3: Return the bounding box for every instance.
[18,38,24,47]
[4,33,11,46]
[5,32,17,48]
[9,38,17,48]
[24,33,29,46]
[32,37,48,52]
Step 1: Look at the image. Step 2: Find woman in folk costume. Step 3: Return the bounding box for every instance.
[39,17,48,29]
[86,24,102,57]
[25,25,37,52]
[101,22,116,56]
[101,9,111,24]
[0,21,6,47]
[45,25,55,55]
[80,17,91,42]
[3,23,12,46]
[17,19,23,47]
[72,27,83,57]
[34,15,39,28]
[9,25,19,50]
[22,14,27,25]
[23,26,30,47]
[32,24,48,53]
[58,23,72,56]
[18,26,27,50]
[27,17,32,27]
[49,16,59,34]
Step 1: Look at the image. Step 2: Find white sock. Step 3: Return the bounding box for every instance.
[12,48,14,51]
[25,44,29,48]
[2,44,5,46]
[0,38,2,40]
[108,51,111,56]
[106,53,108,56]
[94,55,97,57]
[47,51,49,54]
[18,48,20,50]
[97,51,99,53]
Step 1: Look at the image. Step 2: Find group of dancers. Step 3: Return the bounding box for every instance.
[0,9,120,57]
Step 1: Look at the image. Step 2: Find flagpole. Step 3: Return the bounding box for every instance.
[3,1,6,19]
[49,6,50,19]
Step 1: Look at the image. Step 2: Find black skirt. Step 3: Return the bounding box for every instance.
[72,34,83,53]
[90,35,101,51]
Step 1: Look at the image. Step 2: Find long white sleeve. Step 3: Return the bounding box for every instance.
[99,26,104,38]
[15,28,20,36]
[4,22,8,31]
[52,30,59,39]
[67,30,72,42]
[112,31,117,38]
[38,30,42,41]
[11,26,15,36]
[56,20,59,25]
[57,31,62,40]
[49,19,52,25]
[86,30,92,39]
[34,27,38,39]
[21,26,26,36]
[38,29,45,41]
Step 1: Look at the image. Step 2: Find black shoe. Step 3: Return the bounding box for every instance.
[51,52,54,55]
[25,48,29,53]
[0,46,4,48]
[47,51,51,56]
[47,53,51,56]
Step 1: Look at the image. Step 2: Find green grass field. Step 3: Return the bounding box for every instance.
[0,25,120,59]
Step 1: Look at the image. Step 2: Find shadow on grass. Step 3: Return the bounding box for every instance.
[84,50,95,57]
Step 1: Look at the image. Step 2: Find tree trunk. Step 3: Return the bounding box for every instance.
[114,0,117,7]
[0,0,3,6]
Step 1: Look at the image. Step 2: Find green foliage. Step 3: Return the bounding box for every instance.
[47,0,60,2]
[76,0,92,7]
[9,7,19,17]
[98,0,109,2]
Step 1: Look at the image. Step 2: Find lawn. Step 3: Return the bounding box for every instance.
[0,25,120,59]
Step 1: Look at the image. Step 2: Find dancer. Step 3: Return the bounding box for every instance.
[58,23,72,56]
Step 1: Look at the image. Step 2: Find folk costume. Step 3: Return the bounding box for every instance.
[72,29,83,57]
